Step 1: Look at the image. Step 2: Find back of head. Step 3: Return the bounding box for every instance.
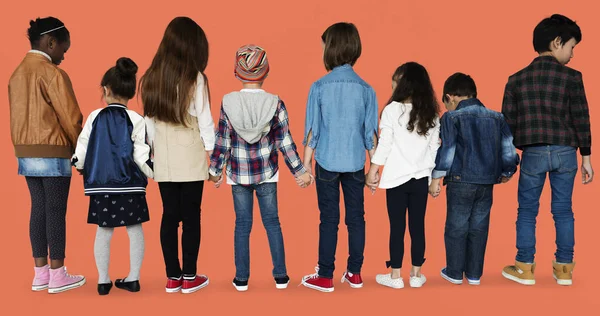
[321,22,362,71]
[101,57,138,100]
[533,14,581,53]
[27,16,70,48]
[140,16,209,125]
[443,73,477,102]
[389,62,439,136]
[235,44,269,83]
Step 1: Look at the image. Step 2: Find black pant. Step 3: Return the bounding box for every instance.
[25,177,71,260]
[158,181,204,278]
[385,177,428,269]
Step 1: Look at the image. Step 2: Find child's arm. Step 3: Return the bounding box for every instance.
[500,117,518,180]
[367,107,393,187]
[274,101,310,185]
[208,105,232,182]
[365,87,379,159]
[570,72,593,183]
[501,79,517,136]
[432,113,457,180]
[144,116,155,158]
[429,117,442,162]
[46,69,83,151]
[71,111,96,171]
[194,76,215,155]
[131,114,154,179]
[302,83,321,172]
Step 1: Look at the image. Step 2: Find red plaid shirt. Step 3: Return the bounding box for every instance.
[502,56,591,155]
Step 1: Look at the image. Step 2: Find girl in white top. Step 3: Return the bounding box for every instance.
[366,62,441,289]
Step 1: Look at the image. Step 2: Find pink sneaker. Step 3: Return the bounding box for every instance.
[32,265,50,291]
[48,266,86,294]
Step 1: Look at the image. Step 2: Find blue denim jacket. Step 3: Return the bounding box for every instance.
[303,64,378,172]
[432,98,519,185]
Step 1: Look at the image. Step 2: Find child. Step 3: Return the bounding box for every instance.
[301,22,379,292]
[8,17,85,293]
[208,45,312,291]
[365,62,440,289]
[140,16,215,294]
[73,57,153,295]
[431,73,519,286]
[501,14,593,286]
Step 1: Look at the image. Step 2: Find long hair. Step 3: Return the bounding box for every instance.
[140,17,209,125]
[387,62,439,136]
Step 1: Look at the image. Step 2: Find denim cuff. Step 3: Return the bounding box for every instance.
[432,170,447,179]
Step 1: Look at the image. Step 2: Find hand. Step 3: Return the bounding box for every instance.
[209,174,223,188]
[501,176,512,183]
[296,172,313,188]
[214,174,224,188]
[76,169,83,175]
[582,156,594,184]
[303,160,313,176]
[366,168,379,194]
[429,179,441,198]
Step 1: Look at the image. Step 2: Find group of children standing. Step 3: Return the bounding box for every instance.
[8,13,592,295]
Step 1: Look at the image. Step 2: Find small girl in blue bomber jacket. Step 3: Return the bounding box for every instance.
[72,57,153,296]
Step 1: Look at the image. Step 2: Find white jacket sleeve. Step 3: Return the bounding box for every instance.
[72,110,97,170]
[130,113,154,179]
[429,117,441,163]
[192,75,216,151]
[370,106,394,166]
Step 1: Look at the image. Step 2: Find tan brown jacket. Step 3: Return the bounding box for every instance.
[9,52,83,158]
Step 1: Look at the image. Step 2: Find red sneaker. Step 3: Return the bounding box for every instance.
[165,277,182,293]
[182,275,209,294]
[301,267,334,293]
[342,271,363,288]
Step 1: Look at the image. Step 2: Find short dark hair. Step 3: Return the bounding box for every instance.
[101,58,138,100]
[27,17,70,48]
[321,22,362,71]
[533,14,581,53]
[442,73,477,103]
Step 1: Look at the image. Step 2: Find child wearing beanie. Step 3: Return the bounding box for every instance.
[209,44,312,291]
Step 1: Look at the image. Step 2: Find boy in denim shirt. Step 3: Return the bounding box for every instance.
[501,14,593,286]
[430,73,518,285]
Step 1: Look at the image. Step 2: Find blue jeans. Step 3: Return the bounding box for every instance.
[516,145,577,264]
[232,183,287,281]
[444,182,493,280]
[315,163,366,278]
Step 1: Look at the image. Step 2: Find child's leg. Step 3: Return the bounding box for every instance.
[231,184,254,281]
[407,178,428,276]
[465,185,493,280]
[158,182,183,278]
[385,183,409,278]
[444,182,476,280]
[340,169,366,275]
[180,181,203,278]
[125,224,144,282]
[256,183,287,278]
[94,226,115,284]
[25,177,48,267]
[42,177,71,268]
[315,163,342,279]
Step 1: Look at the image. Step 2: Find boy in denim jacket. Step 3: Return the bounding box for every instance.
[430,73,519,285]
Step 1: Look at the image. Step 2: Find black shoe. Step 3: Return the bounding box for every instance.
[232,278,248,292]
[115,278,140,292]
[97,282,113,295]
[275,275,290,289]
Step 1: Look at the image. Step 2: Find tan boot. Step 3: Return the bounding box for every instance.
[553,261,575,286]
[502,261,535,285]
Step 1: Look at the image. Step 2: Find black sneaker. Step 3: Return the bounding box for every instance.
[275,275,290,289]
[232,278,248,291]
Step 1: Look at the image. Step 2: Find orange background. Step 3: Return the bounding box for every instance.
[1,0,598,315]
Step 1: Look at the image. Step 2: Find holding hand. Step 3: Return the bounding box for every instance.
[209,174,223,188]
[501,176,512,183]
[295,172,314,188]
[366,168,379,194]
[429,179,441,198]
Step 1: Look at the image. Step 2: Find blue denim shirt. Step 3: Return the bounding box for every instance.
[432,98,519,185]
[303,64,378,172]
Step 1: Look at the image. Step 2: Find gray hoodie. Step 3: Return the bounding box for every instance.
[222,90,280,144]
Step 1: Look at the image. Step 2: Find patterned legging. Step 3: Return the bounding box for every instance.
[25,177,71,260]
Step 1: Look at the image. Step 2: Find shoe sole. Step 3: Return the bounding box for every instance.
[553,274,572,286]
[232,282,249,292]
[181,279,209,294]
[502,271,535,285]
[376,281,404,289]
[48,278,86,294]
[341,276,363,288]
[165,286,181,293]
[440,271,463,285]
[32,284,49,291]
[467,280,481,286]
[409,280,426,288]
[275,282,289,289]
[301,281,334,293]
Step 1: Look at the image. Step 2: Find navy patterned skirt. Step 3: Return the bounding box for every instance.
[88,194,149,227]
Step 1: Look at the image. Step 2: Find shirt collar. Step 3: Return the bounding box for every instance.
[28,50,52,62]
[240,88,265,93]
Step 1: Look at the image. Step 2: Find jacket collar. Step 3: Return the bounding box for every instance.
[456,98,484,110]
